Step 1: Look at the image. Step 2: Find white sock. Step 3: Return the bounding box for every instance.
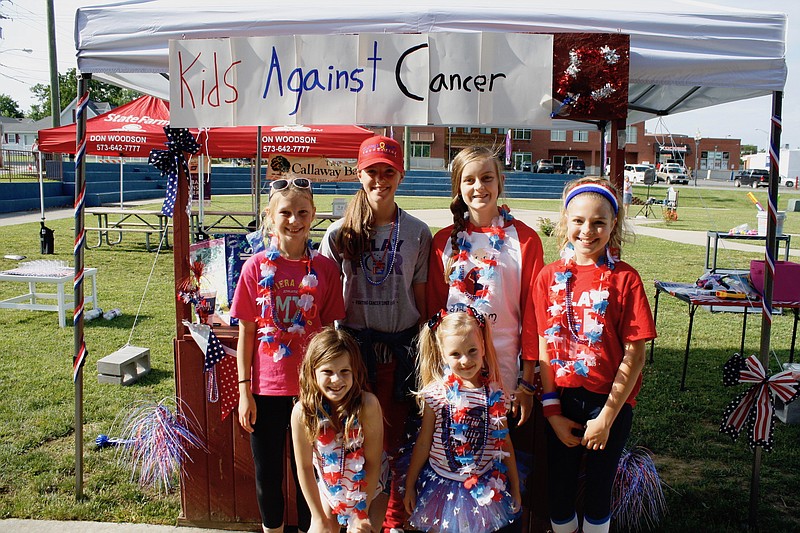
[551,513,579,533]
[263,525,284,533]
[582,515,611,533]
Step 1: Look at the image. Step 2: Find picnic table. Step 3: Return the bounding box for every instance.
[85,207,170,252]
[650,280,800,390]
[191,210,340,240]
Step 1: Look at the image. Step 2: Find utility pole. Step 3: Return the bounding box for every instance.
[47,0,60,127]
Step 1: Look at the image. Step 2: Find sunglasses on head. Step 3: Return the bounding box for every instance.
[269,178,312,196]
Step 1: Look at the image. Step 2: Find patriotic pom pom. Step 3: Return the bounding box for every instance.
[113,398,206,493]
[612,446,667,531]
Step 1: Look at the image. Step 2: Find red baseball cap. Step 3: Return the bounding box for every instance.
[358,135,404,172]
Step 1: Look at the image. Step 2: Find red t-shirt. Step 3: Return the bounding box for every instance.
[231,251,345,396]
[533,259,656,405]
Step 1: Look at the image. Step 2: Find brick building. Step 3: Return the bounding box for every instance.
[368,123,741,173]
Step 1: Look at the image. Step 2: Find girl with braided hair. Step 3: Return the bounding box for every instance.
[427,146,544,425]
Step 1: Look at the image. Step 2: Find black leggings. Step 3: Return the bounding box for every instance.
[250,395,310,530]
[545,387,632,524]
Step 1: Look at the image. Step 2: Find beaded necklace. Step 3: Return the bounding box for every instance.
[544,244,615,378]
[442,368,510,506]
[361,206,400,286]
[448,206,513,313]
[316,415,368,526]
[256,236,318,362]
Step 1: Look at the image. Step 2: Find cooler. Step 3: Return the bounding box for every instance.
[749,260,800,301]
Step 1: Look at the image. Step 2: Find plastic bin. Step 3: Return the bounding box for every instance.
[756,210,785,235]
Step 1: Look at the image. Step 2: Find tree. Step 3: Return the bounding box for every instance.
[0,94,24,118]
[27,68,141,120]
[740,144,758,156]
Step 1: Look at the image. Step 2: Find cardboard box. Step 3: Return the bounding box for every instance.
[750,260,800,302]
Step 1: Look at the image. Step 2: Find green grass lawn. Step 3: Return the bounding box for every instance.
[0,190,798,531]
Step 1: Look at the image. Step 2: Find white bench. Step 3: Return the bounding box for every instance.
[0,267,98,328]
[97,345,151,385]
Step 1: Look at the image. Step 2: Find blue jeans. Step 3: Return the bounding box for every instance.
[545,387,632,524]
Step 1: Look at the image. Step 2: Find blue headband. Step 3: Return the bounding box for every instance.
[564,183,619,214]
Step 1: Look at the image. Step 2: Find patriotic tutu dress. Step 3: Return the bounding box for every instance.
[408,374,519,532]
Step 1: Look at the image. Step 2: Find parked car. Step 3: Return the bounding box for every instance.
[656,166,689,184]
[780,174,796,188]
[520,161,532,172]
[624,164,651,183]
[564,159,585,175]
[733,169,769,188]
[535,159,555,173]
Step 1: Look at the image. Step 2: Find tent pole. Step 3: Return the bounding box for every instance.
[598,121,608,177]
[74,73,91,500]
[119,158,124,208]
[199,154,205,230]
[749,89,783,531]
[255,126,262,221]
[609,119,625,191]
[38,151,45,221]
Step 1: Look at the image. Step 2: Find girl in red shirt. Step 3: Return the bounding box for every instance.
[533,177,656,533]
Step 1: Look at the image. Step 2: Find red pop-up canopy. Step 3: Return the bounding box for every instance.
[199,124,373,159]
[38,95,170,157]
[39,95,373,160]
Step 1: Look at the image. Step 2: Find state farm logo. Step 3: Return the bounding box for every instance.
[270,125,323,133]
[110,124,147,132]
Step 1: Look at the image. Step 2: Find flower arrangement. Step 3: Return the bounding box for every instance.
[177,260,215,323]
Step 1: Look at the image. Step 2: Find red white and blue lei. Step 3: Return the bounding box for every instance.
[316,416,369,526]
[448,206,514,314]
[443,368,510,505]
[256,236,318,362]
[544,243,616,379]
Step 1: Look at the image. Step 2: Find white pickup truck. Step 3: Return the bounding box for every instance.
[656,165,689,184]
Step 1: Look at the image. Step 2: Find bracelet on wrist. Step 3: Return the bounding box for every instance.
[518,379,537,394]
[541,392,562,418]
[238,378,251,384]
[515,385,534,397]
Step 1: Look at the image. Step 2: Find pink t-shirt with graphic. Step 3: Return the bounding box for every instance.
[231,251,345,396]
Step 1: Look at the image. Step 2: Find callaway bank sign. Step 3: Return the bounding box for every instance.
[169,33,553,127]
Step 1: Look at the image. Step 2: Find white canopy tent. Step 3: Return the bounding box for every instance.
[69,1,788,528]
[74,0,788,126]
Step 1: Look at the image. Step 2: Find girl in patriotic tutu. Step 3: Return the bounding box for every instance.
[403,308,521,533]
[291,326,389,533]
[231,176,345,533]
[533,177,656,533]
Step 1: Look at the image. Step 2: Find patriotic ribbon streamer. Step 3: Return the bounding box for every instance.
[184,321,239,421]
[720,354,800,452]
[148,128,201,217]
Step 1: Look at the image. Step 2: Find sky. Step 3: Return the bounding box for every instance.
[0,0,796,150]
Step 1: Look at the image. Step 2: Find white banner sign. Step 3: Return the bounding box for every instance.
[169,33,553,127]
